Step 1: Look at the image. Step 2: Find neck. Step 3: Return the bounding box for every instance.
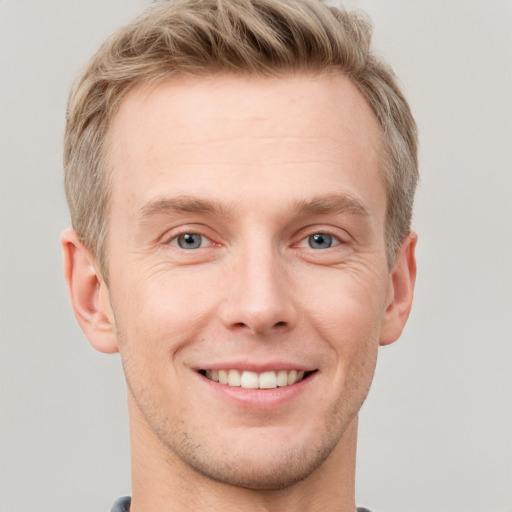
[128,402,359,512]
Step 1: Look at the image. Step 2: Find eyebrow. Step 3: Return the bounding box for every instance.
[139,196,233,221]
[292,194,370,217]
[138,193,370,223]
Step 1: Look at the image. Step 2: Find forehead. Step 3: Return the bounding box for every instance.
[106,72,384,219]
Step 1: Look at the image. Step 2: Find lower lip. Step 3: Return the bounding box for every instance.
[197,372,317,410]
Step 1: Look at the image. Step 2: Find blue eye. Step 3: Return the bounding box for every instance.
[308,233,334,249]
[175,233,204,249]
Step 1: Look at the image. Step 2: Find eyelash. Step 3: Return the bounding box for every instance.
[168,232,214,250]
[165,229,345,252]
[295,231,344,250]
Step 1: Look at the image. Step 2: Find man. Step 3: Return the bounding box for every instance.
[61,0,417,510]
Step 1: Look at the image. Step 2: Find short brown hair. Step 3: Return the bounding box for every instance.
[64,0,418,274]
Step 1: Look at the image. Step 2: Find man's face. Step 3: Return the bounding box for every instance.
[102,73,402,488]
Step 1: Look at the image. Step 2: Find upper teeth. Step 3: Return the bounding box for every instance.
[205,369,305,389]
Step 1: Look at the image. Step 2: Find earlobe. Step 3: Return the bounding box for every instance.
[61,228,119,354]
[379,232,417,346]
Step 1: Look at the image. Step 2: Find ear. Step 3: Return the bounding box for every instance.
[379,232,417,346]
[61,228,119,354]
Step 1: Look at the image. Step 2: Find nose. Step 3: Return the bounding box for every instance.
[219,244,298,336]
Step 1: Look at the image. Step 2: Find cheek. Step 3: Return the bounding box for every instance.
[301,264,389,334]
[298,266,388,375]
[111,269,221,364]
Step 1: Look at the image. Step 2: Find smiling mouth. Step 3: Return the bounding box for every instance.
[199,369,316,389]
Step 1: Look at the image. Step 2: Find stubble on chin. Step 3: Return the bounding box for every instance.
[147,389,365,492]
[120,320,379,493]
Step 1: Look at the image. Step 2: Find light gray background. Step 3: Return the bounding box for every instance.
[1,1,511,511]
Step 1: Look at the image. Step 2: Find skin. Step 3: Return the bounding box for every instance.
[62,73,417,512]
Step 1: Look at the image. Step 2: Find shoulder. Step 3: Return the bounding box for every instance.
[110,496,131,512]
[110,497,372,511]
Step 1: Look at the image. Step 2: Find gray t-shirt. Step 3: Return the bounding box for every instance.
[110,496,373,511]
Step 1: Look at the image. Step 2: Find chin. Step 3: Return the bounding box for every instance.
[182,445,333,490]
[164,424,346,491]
